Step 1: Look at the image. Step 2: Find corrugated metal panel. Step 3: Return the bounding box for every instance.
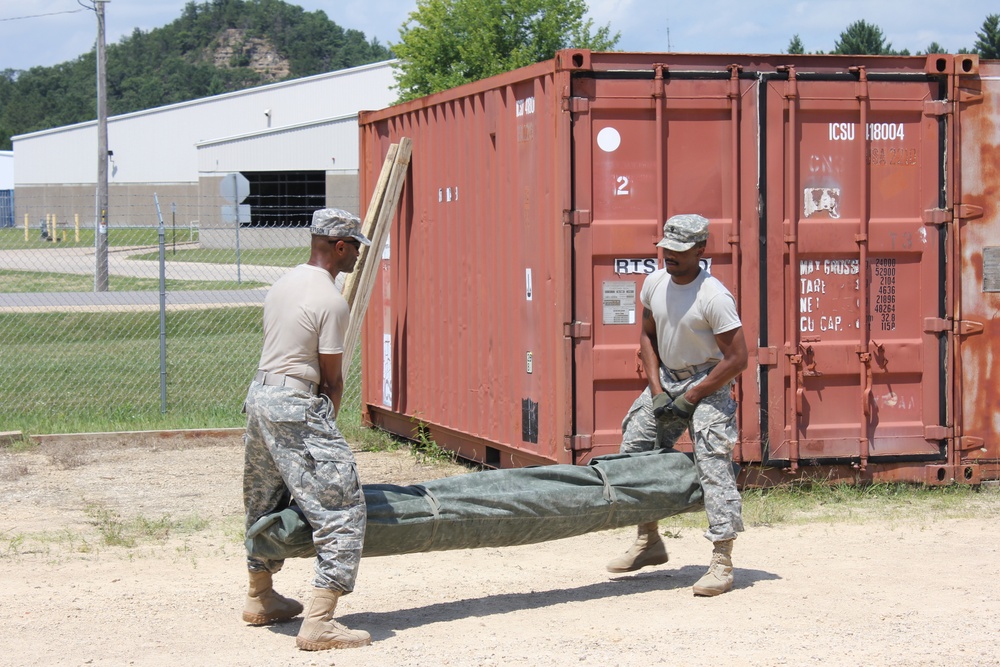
[0,151,13,189]
[12,61,397,185]
[360,60,574,467]
[197,115,361,173]
[956,59,1000,481]
[360,51,997,482]
[0,190,13,227]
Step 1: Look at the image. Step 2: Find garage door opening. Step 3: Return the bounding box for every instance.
[243,171,325,227]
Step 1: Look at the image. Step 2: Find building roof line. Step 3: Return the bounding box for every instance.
[12,59,397,141]
[194,112,359,147]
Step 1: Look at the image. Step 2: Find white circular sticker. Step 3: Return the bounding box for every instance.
[596,127,621,152]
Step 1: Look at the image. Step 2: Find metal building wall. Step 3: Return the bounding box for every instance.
[955,61,1000,482]
[0,150,13,189]
[196,114,362,173]
[359,51,999,484]
[12,60,397,186]
[360,60,575,467]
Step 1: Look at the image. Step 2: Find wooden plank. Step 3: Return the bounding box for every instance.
[343,142,398,307]
[342,137,412,373]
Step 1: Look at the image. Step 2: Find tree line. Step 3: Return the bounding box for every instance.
[391,4,1000,101]
[2,0,999,151]
[786,15,1000,56]
[0,0,391,150]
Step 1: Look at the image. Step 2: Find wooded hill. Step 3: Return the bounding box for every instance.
[0,0,393,150]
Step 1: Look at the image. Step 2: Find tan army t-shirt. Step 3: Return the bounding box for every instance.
[257,264,350,385]
[640,267,741,371]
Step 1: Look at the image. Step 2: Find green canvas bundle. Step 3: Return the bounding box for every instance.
[246,449,707,560]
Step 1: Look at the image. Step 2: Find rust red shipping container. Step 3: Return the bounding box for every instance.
[358,51,999,486]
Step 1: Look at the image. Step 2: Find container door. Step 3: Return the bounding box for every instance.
[761,70,947,468]
[569,69,757,462]
[956,59,1000,477]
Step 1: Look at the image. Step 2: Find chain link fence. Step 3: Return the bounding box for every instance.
[0,187,366,438]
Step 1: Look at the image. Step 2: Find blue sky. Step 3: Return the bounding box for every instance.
[1,0,995,72]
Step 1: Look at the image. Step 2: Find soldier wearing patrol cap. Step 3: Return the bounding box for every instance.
[241,208,372,650]
[605,213,749,597]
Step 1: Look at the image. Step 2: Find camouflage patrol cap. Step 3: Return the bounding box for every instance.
[656,214,710,251]
[309,208,371,246]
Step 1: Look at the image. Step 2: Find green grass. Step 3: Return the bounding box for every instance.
[128,247,307,267]
[87,505,210,548]
[656,479,1000,536]
[0,226,196,251]
[0,307,263,435]
[0,305,375,438]
[0,268,266,292]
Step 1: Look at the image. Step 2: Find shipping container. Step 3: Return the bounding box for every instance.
[358,51,999,485]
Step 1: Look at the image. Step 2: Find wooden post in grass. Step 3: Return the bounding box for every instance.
[75,214,80,242]
[24,213,28,242]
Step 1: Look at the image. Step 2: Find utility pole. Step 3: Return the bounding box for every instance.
[95,0,110,292]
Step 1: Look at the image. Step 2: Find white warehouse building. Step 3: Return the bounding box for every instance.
[12,60,397,247]
[0,150,13,228]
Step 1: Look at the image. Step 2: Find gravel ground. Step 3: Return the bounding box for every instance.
[1,433,999,667]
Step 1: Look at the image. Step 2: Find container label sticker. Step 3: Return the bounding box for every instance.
[828,122,905,141]
[804,188,841,218]
[799,259,860,334]
[984,247,1000,293]
[382,333,392,407]
[603,280,636,325]
[614,258,658,275]
[871,258,897,331]
[597,127,621,152]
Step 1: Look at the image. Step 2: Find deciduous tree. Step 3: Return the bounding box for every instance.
[392,0,619,102]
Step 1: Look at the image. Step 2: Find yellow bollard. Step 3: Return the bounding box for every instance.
[24,213,29,242]
[75,213,80,242]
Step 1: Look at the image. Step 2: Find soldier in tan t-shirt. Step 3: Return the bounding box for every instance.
[605,214,749,597]
[241,208,373,651]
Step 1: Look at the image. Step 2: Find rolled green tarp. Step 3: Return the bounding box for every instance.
[247,449,706,560]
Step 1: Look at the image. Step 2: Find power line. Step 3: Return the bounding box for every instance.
[0,9,87,22]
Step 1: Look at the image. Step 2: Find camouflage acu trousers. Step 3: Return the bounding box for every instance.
[243,382,366,593]
[621,366,744,542]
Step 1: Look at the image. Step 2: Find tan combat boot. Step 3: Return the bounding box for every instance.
[606,521,669,573]
[692,538,735,597]
[242,570,304,625]
[295,587,371,651]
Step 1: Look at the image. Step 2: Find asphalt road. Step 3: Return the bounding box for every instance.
[0,245,285,312]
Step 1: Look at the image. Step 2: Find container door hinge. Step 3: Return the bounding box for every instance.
[958,88,984,105]
[566,434,593,451]
[923,317,950,333]
[956,203,984,221]
[563,209,592,227]
[923,99,951,116]
[564,321,592,339]
[923,425,951,440]
[922,208,951,225]
[956,320,984,336]
[563,96,590,114]
[757,346,778,365]
[958,436,985,451]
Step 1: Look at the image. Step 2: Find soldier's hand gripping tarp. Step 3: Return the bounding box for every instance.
[246,449,705,560]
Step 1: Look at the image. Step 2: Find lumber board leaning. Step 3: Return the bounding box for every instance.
[341,137,412,373]
[343,142,399,307]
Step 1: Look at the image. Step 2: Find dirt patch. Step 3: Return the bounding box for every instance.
[1,435,999,666]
